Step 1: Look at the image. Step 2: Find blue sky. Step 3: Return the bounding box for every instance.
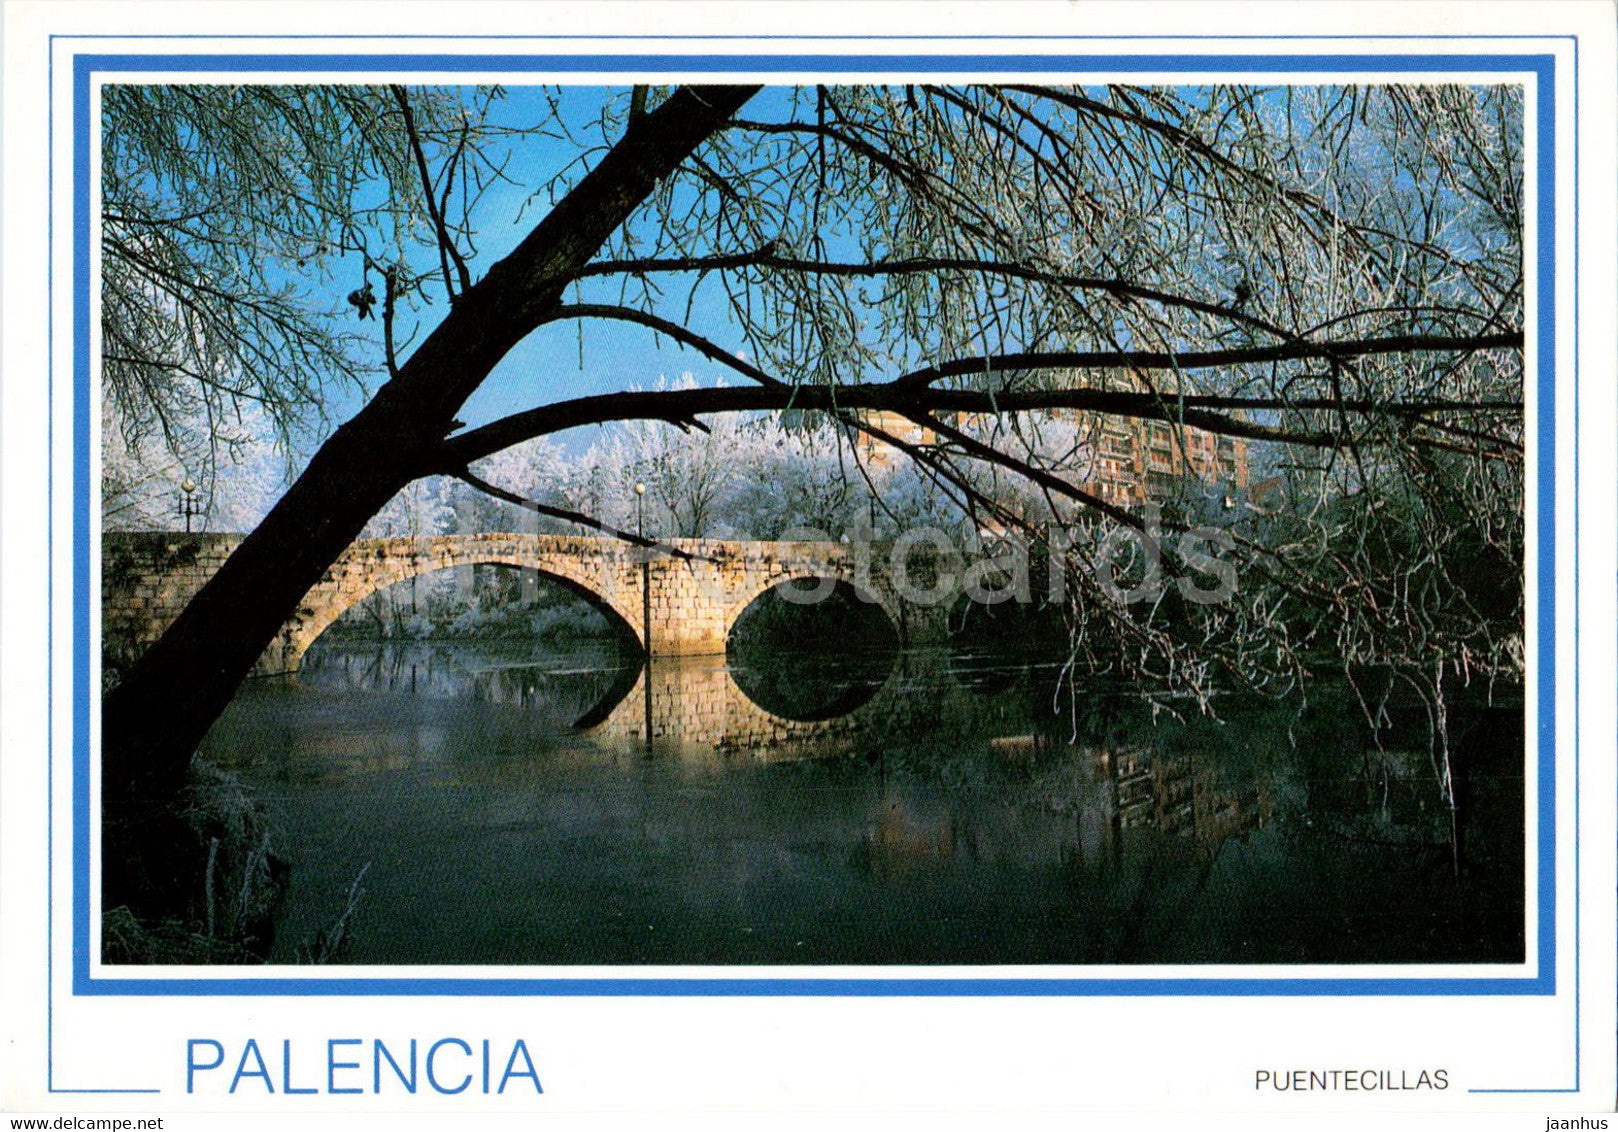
[308,86,784,452]
[187,81,1517,467]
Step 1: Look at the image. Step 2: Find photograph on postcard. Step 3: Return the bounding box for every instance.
[94,79,1529,970]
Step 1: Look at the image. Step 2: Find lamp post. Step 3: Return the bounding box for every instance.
[634,482,651,749]
[177,477,201,533]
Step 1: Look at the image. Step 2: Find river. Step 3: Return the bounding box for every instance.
[197,638,1524,966]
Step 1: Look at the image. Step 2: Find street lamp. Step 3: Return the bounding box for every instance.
[633,480,651,749]
[177,477,201,534]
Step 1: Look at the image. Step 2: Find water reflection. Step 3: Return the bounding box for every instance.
[298,640,636,729]
[199,639,1524,966]
[725,579,900,722]
[726,648,894,722]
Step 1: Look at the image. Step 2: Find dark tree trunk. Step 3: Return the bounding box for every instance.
[100,85,759,915]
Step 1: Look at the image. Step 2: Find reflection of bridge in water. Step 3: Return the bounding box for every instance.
[585,654,920,754]
[310,641,1274,861]
[301,643,917,757]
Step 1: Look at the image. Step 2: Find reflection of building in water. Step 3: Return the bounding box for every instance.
[1098,745,1272,847]
[868,798,956,873]
[860,730,1275,880]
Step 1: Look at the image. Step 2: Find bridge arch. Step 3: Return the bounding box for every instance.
[263,535,645,673]
[720,561,903,649]
[723,575,900,726]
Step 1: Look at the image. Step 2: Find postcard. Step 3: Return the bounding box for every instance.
[2,1,1614,1126]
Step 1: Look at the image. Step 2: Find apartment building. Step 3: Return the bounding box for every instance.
[850,369,1251,507]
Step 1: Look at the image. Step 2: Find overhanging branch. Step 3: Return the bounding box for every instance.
[888,332,1523,388]
[438,381,1523,469]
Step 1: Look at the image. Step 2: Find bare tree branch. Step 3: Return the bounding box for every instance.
[453,466,715,562]
[438,377,1522,469]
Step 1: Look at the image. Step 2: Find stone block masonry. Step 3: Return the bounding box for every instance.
[102,532,971,677]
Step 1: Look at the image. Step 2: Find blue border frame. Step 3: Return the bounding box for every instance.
[62,49,1562,1001]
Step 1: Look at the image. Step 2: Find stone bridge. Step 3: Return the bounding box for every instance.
[102,531,987,677]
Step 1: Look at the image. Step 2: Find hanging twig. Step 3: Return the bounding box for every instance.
[390,84,471,300]
[453,466,718,563]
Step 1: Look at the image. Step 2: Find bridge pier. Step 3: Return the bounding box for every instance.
[640,556,729,656]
